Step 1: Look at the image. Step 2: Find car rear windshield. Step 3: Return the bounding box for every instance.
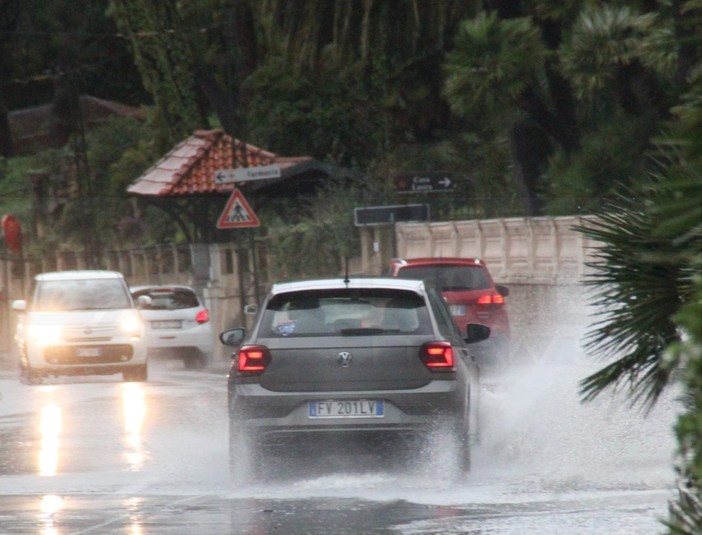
[396,265,490,291]
[33,278,132,311]
[132,288,200,310]
[259,288,432,337]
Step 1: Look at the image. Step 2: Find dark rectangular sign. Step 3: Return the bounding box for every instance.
[395,173,454,193]
[354,204,430,226]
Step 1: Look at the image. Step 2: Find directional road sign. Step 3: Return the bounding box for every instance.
[354,204,430,226]
[395,173,454,193]
[214,164,282,184]
[216,189,260,229]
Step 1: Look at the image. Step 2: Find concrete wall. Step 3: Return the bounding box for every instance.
[360,215,601,286]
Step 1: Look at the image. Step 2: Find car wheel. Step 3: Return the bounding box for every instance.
[454,403,472,478]
[123,364,148,382]
[229,424,258,483]
[469,374,481,446]
[452,422,471,479]
[456,423,471,476]
[20,363,43,385]
[184,354,206,370]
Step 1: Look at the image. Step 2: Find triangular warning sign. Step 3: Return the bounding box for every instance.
[216,189,260,229]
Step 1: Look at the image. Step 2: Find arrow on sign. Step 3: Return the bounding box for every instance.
[216,189,260,229]
[214,169,237,184]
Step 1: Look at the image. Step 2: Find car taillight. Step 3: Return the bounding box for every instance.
[196,309,210,324]
[237,345,271,374]
[477,293,505,305]
[420,342,454,369]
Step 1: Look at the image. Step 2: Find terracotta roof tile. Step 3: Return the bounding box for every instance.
[128,129,313,197]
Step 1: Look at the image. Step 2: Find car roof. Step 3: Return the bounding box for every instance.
[130,284,196,292]
[34,270,126,281]
[270,277,427,295]
[392,257,485,267]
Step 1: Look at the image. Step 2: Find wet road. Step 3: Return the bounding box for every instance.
[0,358,678,534]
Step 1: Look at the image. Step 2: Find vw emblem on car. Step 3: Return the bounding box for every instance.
[337,351,352,367]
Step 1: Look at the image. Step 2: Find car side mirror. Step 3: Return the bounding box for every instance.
[220,327,246,347]
[464,323,490,344]
[496,285,509,297]
[12,299,26,312]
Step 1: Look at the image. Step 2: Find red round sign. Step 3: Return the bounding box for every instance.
[2,214,22,255]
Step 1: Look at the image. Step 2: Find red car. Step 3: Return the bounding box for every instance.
[385,257,510,362]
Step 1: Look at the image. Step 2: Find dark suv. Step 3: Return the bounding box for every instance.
[220,277,490,481]
[385,258,510,362]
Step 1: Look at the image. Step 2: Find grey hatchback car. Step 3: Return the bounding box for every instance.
[220,277,489,480]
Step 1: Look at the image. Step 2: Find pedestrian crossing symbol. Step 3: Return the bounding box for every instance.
[216,189,260,229]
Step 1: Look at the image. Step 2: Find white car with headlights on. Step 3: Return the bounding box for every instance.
[12,270,148,384]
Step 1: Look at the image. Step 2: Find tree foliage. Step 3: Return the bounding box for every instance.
[570,12,702,526]
[108,0,208,149]
[260,175,367,280]
[575,189,692,408]
[661,58,702,534]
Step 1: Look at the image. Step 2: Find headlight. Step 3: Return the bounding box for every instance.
[120,312,142,337]
[26,324,64,346]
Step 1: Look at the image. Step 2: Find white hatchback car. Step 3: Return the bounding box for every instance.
[13,270,148,384]
[130,285,214,369]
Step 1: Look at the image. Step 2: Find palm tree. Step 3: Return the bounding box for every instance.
[574,181,695,408]
[575,47,702,535]
[662,64,702,534]
[444,10,576,215]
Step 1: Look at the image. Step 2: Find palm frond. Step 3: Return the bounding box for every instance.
[574,191,689,408]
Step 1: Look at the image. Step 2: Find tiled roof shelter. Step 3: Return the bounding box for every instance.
[128,129,326,197]
[126,129,352,242]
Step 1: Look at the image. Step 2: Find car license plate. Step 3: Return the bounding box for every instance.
[76,347,101,357]
[449,304,466,316]
[152,320,182,329]
[308,400,384,419]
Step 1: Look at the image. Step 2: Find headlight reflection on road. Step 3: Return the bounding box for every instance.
[121,383,147,470]
[39,494,63,535]
[38,396,62,476]
[125,497,145,535]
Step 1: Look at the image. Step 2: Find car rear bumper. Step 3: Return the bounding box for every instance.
[228,380,466,441]
[147,345,212,359]
[145,330,213,352]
